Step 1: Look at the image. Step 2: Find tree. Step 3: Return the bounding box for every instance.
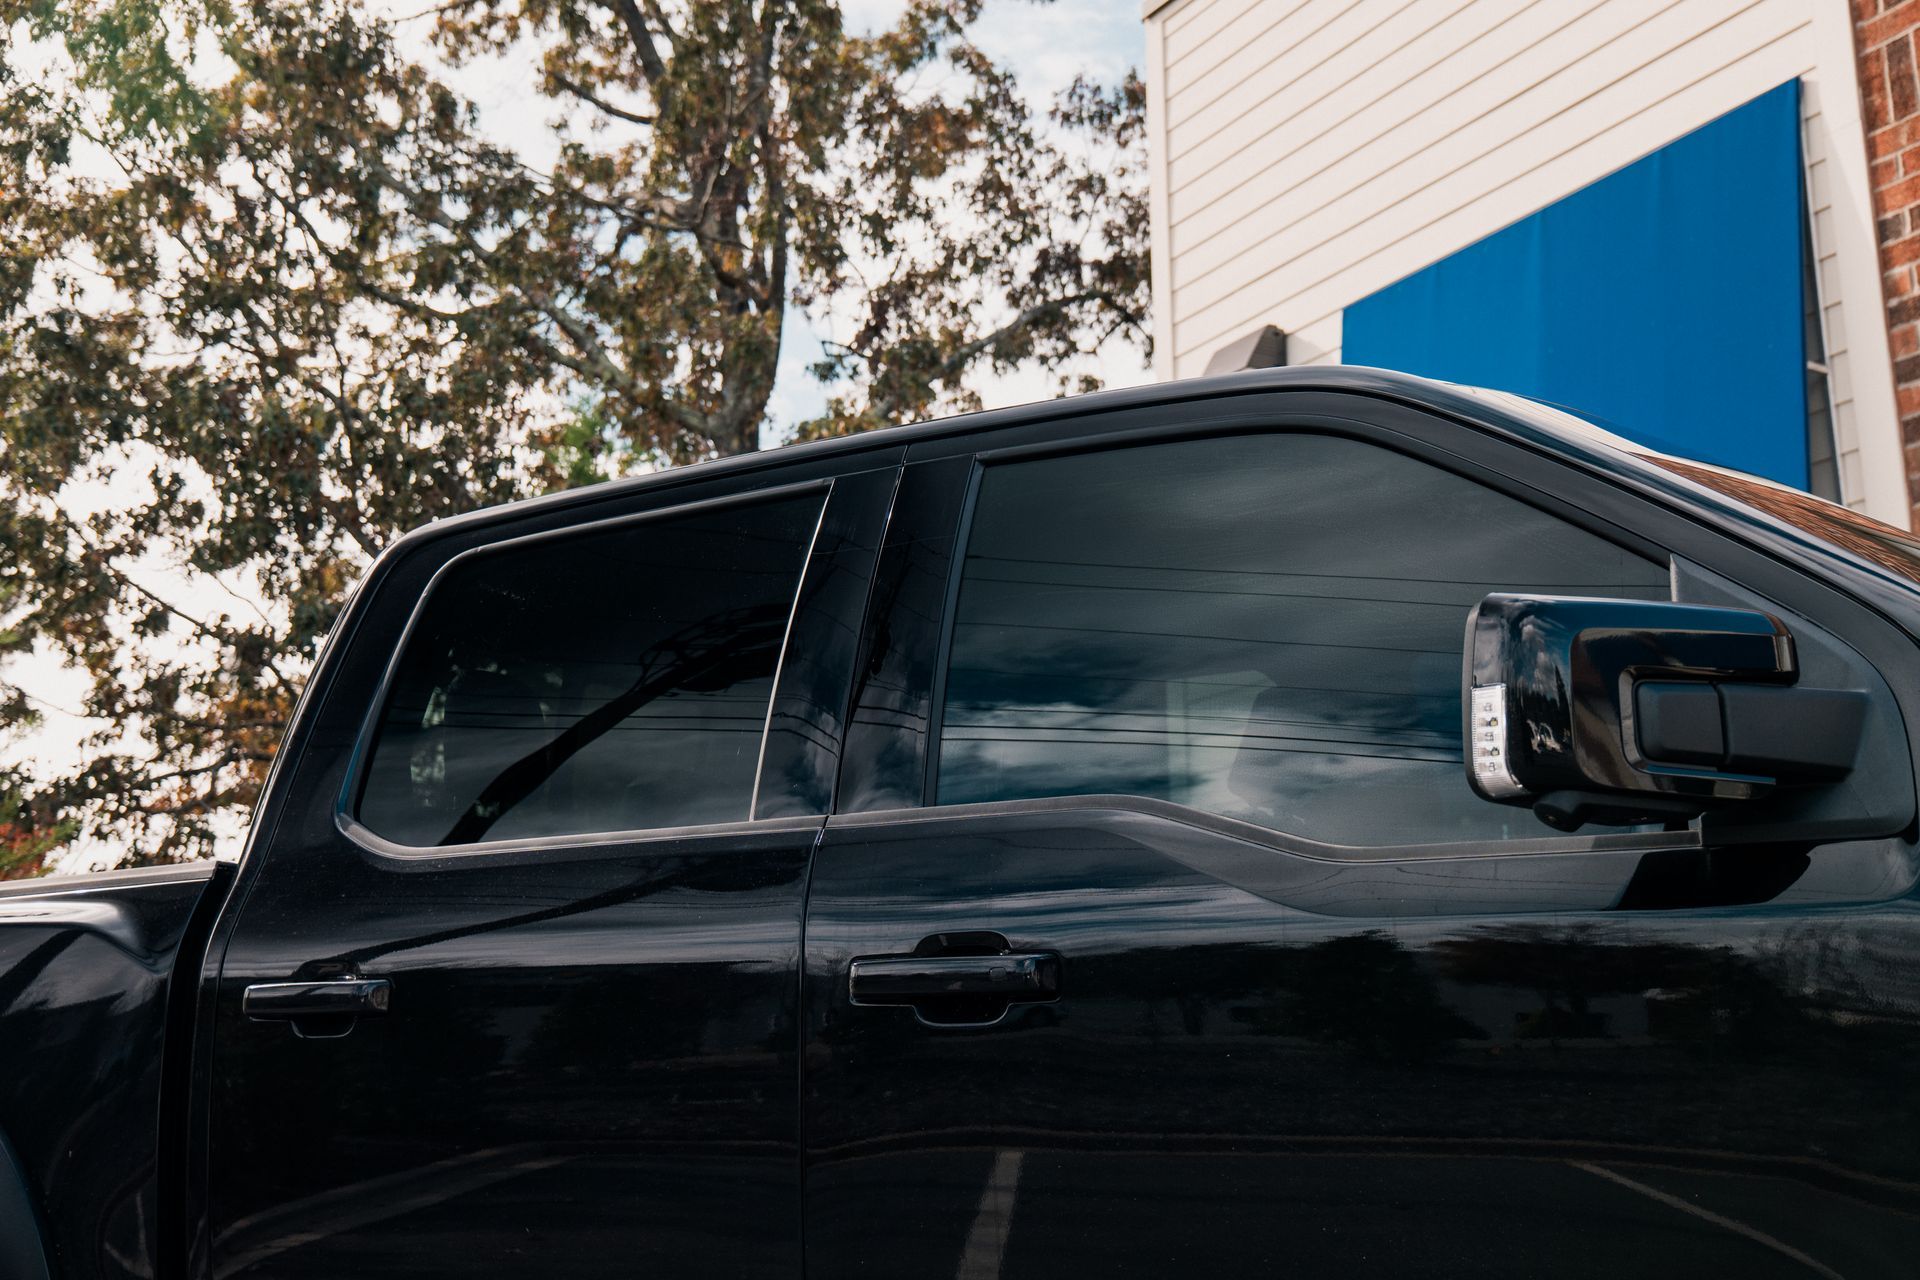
[0,0,1149,866]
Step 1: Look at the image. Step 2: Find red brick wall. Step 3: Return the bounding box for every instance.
[1857,0,1920,526]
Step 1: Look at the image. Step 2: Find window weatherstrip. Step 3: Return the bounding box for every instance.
[921,460,984,807]
[750,490,832,820]
[338,811,825,864]
[826,792,1700,865]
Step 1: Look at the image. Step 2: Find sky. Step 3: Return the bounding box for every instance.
[8,0,1152,868]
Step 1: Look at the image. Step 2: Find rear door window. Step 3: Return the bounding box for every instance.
[357,492,823,847]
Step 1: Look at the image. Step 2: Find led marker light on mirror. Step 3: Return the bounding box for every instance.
[1469,683,1524,799]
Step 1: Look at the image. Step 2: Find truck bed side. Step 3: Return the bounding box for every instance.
[0,860,232,1280]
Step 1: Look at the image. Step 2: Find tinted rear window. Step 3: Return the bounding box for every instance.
[358,493,822,846]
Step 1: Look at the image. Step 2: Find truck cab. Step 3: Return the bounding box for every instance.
[8,367,1920,1279]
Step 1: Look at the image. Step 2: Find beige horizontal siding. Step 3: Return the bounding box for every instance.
[1162,0,1273,60]
[1144,0,1908,521]
[1175,29,1813,363]
[1170,0,1808,362]
[1163,0,1310,87]
[1167,0,1543,209]
[1165,0,1403,128]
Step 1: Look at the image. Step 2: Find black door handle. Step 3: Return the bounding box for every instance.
[244,979,392,1033]
[850,954,1058,1003]
[850,941,1058,1027]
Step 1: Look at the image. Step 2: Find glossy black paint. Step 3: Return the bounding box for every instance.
[1469,595,1799,812]
[756,466,898,818]
[14,367,1920,1278]
[194,456,897,1278]
[836,456,974,814]
[209,818,823,1278]
[0,860,226,1280]
[240,976,393,1025]
[798,377,1920,1278]
[803,805,1920,1278]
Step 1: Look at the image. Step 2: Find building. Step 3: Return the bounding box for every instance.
[1141,0,1920,529]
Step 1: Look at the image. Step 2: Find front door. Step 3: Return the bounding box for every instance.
[204,462,894,1278]
[802,407,1920,1278]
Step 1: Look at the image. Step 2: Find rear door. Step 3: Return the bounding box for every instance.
[202,453,895,1279]
[801,393,1920,1279]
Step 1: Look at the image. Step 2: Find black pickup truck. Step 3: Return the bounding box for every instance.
[10,367,1920,1280]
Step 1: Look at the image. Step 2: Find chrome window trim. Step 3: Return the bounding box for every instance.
[337,810,825,864]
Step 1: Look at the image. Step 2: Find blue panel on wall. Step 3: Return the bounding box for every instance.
[1343,80,1808,489]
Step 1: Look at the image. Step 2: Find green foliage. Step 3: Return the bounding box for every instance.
[0,0,1148,866]
[0,777,72,879]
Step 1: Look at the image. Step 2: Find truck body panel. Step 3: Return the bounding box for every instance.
[8,369,1920,1276]
[0,862,229,1280]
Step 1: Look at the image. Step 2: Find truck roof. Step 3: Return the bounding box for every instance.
[382,364,1920,627]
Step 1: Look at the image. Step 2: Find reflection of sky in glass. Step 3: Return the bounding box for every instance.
[936,435,1668,846]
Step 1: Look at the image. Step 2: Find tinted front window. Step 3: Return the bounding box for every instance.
[935,434,1668,846]
[359,493,822,846]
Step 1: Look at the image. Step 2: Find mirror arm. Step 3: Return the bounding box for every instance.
[1532,789,1708,833]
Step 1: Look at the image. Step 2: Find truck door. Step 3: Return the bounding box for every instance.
[200,456,895,1278]
[800,398,1920,1279]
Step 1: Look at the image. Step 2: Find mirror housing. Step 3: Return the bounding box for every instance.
[1464,595,1867,830]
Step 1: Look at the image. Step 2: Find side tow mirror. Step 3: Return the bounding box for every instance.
[1464,595,1869,831]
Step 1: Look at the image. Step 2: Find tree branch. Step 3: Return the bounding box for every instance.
[870,290,1127,422]
[391,0,485,21]
[551,73,655,126]
[605,0,670,99]
[45,511,298,692]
